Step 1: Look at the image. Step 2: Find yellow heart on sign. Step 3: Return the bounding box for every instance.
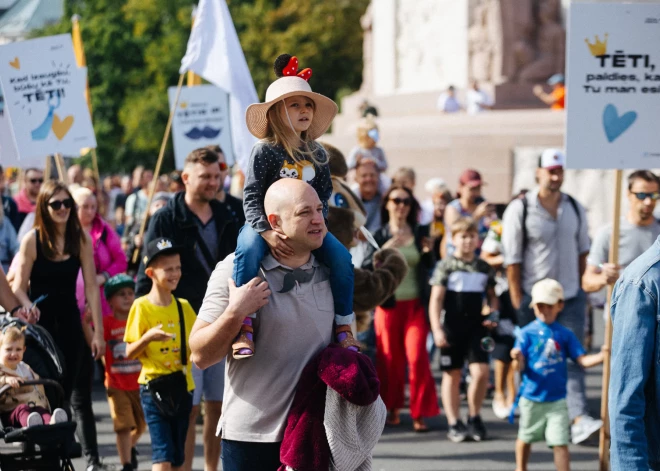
[51,114,74,140]
[9,57,19,69]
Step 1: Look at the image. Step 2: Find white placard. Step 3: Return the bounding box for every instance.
[168,84,234,170]
[0,34,96,164]
[566,3,660,169]
[0,86,20,166]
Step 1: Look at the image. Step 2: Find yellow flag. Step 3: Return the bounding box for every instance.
[71,14,92,114]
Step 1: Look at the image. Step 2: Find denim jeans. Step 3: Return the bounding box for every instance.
[221,439,282,471]
[233,224,354,323]
[140,386,192,466]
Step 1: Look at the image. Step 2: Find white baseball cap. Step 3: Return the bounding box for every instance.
[529,278,565,307]
[539,149,566,170]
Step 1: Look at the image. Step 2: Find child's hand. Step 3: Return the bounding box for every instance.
[6,377,22,389]
[227,278,271,317]
[145,324,174,342]
[261,230,295,260]
[482,319,498,330]
[433,328,449,348]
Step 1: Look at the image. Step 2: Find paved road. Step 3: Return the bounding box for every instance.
[53,311,608,470]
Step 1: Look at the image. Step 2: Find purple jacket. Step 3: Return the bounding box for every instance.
[76,215,128,317]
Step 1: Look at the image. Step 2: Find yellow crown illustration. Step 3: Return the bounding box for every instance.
[585,33,608,56]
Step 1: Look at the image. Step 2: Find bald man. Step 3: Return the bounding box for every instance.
[190,180,338,470]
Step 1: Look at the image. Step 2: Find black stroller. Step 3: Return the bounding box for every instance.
[0,317,81,470]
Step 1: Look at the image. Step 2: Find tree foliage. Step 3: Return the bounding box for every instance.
[34,0,368,172]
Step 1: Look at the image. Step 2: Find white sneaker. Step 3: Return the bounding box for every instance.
[571,415,603,444]
[26,411,43,427]
[49,408,67,424]
[492,399,511,420]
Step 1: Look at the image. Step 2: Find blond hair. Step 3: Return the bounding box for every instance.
[450,217,478,236]
[265,99,327,167]
[0,326,25,346]
[71,186,95,206]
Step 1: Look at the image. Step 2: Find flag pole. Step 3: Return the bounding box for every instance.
[131,73,186,263]
[71,14,101,188]
[598,169,622,471]
[44,156,52,181]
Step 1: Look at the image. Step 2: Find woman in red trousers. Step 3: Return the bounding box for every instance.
[362,184,439,432]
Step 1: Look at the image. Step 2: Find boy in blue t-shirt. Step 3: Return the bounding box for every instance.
[511,278,604,471]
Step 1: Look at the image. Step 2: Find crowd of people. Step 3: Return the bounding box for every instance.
[0,52,656,471]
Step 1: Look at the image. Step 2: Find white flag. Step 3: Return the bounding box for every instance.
[180,0,258,171]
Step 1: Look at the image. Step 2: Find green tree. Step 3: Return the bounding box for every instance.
[34,0,368,172]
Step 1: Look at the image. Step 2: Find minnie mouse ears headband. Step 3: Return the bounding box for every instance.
[274,54,312,81]
[245,53,338,140]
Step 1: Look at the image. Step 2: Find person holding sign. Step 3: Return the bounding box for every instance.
[583,170,660,293]
[13,168,43,228]
[501,149,602,445]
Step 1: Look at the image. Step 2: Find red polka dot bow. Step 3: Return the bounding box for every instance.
[283,56,312,82]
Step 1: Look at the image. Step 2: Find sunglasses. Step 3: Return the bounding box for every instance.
[219,162,228,171]
[48,198,74,210]
[390,197,412,206]
[632,192,660,201]
[29,178,44,184]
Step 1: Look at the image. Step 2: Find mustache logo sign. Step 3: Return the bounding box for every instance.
[184,126,221,140]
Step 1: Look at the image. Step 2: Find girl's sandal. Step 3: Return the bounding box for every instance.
[412,419,430,433]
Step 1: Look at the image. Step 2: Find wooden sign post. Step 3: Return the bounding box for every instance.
[598,169,622,471]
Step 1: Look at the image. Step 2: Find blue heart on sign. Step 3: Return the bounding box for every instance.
[602,104,637,143]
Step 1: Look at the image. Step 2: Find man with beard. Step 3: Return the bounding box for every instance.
[136,147,239,471]
[502,149,601,445]
[583,170,660,292]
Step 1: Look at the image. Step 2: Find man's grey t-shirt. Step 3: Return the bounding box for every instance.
[194,215,219,275]
[502,190,590,299]
[588,219,660,269]
[197,253,333,442]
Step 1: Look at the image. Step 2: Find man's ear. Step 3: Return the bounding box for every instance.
[181,168,190,185]
[267,213,281,231]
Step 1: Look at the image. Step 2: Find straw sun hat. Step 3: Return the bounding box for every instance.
[245,54,338,141]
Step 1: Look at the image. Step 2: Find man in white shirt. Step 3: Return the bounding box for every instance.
[466,80,494,114]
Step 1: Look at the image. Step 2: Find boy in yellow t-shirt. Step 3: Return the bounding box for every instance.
[125,237,197,471]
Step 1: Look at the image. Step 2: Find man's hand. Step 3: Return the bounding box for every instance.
[145,324,174,343]
[433,328,449,348]
[6,377,22,389]
[261,230,295,260]
[600,263,621,286]
[533,85,544,97]
[227,278,271,318]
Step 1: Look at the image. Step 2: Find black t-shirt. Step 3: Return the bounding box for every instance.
[430,255,495,329]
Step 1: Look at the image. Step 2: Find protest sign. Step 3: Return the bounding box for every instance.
[168,84,234,169]
[566,3,660,169]
[0,34,96,163]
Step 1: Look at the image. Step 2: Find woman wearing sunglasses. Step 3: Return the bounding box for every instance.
[362,184,439,432]
[11,180,107,470]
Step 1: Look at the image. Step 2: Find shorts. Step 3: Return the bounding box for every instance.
[192,359,225,406]
[107,388,146,436]
[140,385,193,466]
[491,332,515,363]
[439,323,489,371]
[518,397,570,447]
